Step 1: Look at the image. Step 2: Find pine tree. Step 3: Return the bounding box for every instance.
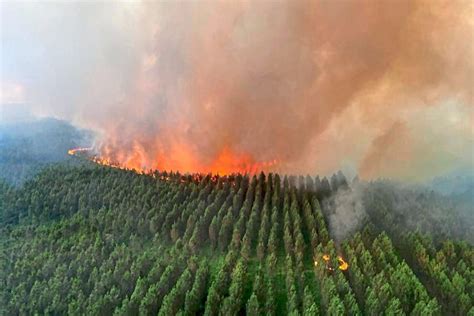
[246,293,259,316]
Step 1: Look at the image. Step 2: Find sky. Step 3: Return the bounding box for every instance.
[1,0,473,180]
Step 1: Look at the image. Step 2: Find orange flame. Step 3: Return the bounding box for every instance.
[67,147,93,156]
[97,144,279,175]
[69,145,278,176]
[208,147,278,175]
[315,254,349,271]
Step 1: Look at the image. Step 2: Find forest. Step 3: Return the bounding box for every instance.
[0,160,472,315]
[2,0,473,313]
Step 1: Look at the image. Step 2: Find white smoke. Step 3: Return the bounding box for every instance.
[327,184,367,242]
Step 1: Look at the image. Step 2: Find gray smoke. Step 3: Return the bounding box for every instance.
[327,184,368,242]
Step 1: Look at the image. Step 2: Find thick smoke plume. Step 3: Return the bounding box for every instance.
[1,1,473,178]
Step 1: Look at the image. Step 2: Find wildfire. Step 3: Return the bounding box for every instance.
[208,147,278,175]
[84,144,279,175]
[67,145,276,178]
[314,254,349,271]
[67,147,93,156]
[68,147,128,170]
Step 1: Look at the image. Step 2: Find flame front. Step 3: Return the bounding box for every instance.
[68,147,93,156]
[96,143,279,175]
[68,145,278,175]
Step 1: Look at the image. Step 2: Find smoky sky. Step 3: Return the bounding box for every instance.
[1,0,473,179]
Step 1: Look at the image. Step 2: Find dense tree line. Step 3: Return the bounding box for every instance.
[0,163,472,315]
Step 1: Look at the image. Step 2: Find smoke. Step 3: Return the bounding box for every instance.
[363,180,474,243]
[326,184,368,242]
[360,102,474,180]
[1,1,473,178]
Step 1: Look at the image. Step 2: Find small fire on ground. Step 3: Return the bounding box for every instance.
[314,254,349,271]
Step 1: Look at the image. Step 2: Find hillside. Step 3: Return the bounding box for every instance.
[0,118,91,186]
[1,164,472,315]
